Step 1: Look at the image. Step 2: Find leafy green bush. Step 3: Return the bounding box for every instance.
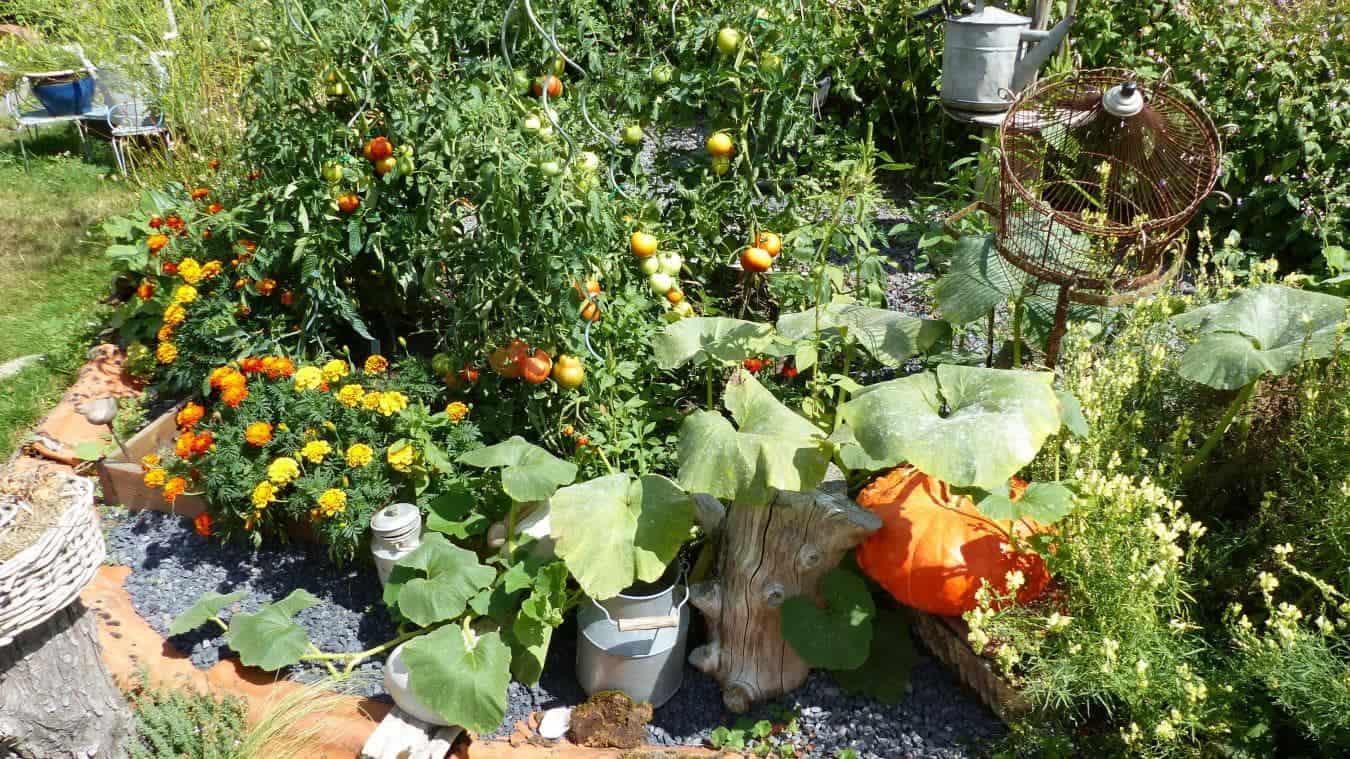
[129,684,247,759]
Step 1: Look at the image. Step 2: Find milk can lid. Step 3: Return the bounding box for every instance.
[370,502,420,534]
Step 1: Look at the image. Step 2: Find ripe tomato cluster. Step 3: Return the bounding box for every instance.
[740,231,782,273]
[485,340,585,390]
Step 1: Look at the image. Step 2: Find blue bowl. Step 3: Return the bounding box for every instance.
[33,75,95,116]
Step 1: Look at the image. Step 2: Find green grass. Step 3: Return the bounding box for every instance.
[0,127,133,457]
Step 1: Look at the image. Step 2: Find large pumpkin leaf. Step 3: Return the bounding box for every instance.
[653,317,775,370]
[831,608,915,704]
[931,234,1028,325]
[973,481,1078,525]
[508,562,569,684]
[1173,285,1349,390]
[780,568,875,670]
[169,590,248,636]
[550,473,693,600]
[226,589,319,671]
[384,534,497,626]
[837,365,1060,490]
[403,624,511,734]
[776,302,949,368]
[458,436,577,502]
[677,370,831,505]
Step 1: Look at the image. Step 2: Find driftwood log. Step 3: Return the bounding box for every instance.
[688,469,882,712]
[0,600,133,758]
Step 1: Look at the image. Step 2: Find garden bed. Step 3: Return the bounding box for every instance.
[103,507,1005,757]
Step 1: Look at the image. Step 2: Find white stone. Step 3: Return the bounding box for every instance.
[537,707,571,740]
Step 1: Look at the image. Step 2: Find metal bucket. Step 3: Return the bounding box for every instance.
[576,568,690,708]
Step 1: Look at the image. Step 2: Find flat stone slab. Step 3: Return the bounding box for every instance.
[0,354,43,381]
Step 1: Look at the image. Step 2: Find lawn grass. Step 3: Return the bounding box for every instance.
[0,127,134,457]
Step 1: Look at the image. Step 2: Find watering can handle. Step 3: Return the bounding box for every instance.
[617,615,680,632]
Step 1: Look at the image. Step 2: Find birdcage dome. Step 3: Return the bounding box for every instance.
[997,68,1221,296]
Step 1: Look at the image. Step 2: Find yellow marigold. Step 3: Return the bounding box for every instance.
[375,391,409,417]
[445,401,470,423]
[140,453,161,471]
[266,456,300,485]
[174,285,198,304]
[345,443,374,468]
[362,392,382,412]
[322,359,350,383]
[251,481,277,509]
[163,476,187,503]
[336,384,365,408]
[316,489,347,518]
[143,468,167,488]
[244,421,273,447]
[364,355,389,374]
[293,366,325,391]
[299,440,332,464]
[386,441,417,473]
[201,260,223,279]
[156,342,178,364]
[163,303,187,326]
[178,257,203,284]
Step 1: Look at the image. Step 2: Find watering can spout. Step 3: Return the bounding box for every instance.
[1011,15,1072,90]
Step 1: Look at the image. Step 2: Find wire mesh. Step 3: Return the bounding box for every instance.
[997,68,1220,294]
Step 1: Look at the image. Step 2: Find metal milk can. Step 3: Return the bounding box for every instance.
[369,502,422,585]
[576,570,691,708]
[940,0,1073,113]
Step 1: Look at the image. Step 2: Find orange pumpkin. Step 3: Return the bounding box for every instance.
[855,466,1050,617]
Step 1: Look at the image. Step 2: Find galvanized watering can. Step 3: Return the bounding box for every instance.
[576,569,691,708]
[939,0,1073,113]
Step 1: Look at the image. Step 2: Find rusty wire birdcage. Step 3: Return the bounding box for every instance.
[995,67,1222,363]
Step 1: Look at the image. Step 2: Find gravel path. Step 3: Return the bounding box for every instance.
[105,509,1004,756]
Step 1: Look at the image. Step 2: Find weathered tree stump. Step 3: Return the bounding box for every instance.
[687,471,882,712]
[0,599,134,758]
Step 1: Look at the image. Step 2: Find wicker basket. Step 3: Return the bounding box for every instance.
[0,473,104,647]
[913,611,1032,723]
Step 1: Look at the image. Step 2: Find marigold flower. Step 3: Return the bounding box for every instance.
[386,441,417,473]
[239,239,257,254]
[166,214,184,229]
[208,366,234,389]
[175,431,195,458]
[345,443,374,468]
[336,384,365,408]
[147,233,169,253]
[163,476,187,503]
[178,257,203,284]
[375,391,409,417]
[316,489,347,518]
[267,456,301,485]
[190,187,209,200]
[251,481,277,509]
[364,355,389,374]
[293,366,325,391]
[157,342,179,364]
[191,430,214,455]
[445,401,470,423]
[163,303,187,326]
[241,422,272,447]
[174,285,198,304]
[234,278,249,290]
[201,260,223,279]
[207,202,223,215]
[262,356,295,379]
[140,453,161,471]
[162,261,179,275]
[300,440,332,464]
[156,325,175,342]
[193,512,213,537]
[221,384,249,408]
[136,281,155,300]
[177,402,205,428]
[143,468,167,488]
[257,278,277,296]
[321,360,350,383]
[241,357,265,374]
[362,392,382,412]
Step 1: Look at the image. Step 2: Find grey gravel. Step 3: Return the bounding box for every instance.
[106,509,1003,754]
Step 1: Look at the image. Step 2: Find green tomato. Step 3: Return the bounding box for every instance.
[397,155,415,174]
[537,124,556,142]
[652,64,674,85]
[761,53,782,72]
[711,156,731,176]
[648,272,674,294]
[551,56,566,76]
[621,124,644,146]
[578,151,601,173]
[326,82,347,98]
[716,27,742,55]
[322,162,343,184]
[522,115,542,133]
[658,252,683,277]
[638,256,661,276]
[512,69,532,94]
[539,160,563,177]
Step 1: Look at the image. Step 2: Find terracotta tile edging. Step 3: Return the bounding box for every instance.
[82,566,715,758]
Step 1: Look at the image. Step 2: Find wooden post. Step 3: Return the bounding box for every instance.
[687,471,881,713]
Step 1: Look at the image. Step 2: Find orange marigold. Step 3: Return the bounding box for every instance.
[208,366,240,390]
[177,402,205,428]
[262,356,295,379]
[147,233,169,253]
[244,421,273,446]
[163,476,187,503]
[207,202,223,215]
[156,324,175,342]
[240,357,265,374]
[193,512,213,537]
[239,239,257,254]
[136,281,155,300]
[201,260,224,279]
[191,430,214,455]
[221,384,249,408]
[364,355,389,374]
[190,187,210,200]
[257,278,277,296]
[175,431,196,458]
